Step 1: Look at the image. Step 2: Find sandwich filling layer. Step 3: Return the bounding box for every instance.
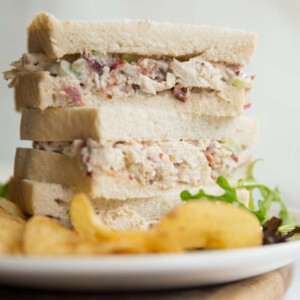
[5,52,254,106]
[33,138,251,189]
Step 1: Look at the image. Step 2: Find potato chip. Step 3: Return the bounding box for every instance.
[70,194,182,253]
[153,200,262,249]
[0,197,25,219]
[23,215,169,255]
[70,194,148,246]
[0,207,8,216]
[0,215,25,254]
[1,193,262,256]
[70,193,112,243]
[23,216,105,255]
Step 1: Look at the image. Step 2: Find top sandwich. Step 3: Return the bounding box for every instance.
[4,13,258,116]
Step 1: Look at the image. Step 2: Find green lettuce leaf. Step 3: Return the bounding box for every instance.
[181,160,295,225]
[0,182,9,199]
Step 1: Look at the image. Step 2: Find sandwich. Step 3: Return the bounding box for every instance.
[15,108,258,199]
[4,12,257,116]
[4,13,259,230]
[10,177,250,230]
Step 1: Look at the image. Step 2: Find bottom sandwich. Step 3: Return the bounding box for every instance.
[10,176,249,231]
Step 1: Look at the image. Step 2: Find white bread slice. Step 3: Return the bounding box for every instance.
[14,148,212,200]
[20,106,259,145]
[28,12,258,66]
[9,177,182,229]
[15,71,244,116]
[10,177,249,230]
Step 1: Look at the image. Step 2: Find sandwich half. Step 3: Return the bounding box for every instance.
[10,177,250,230]
[15,106,258,199]
[10,177,182,229]
[4,13,257,116]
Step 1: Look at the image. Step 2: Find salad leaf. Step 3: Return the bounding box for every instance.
[0,182,9,199]
[263,217,300,244]
[237,160,295,225]
[278,223,300,234]
[181,160,295,226]
[181,176,266,222]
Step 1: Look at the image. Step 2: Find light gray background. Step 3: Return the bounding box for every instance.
[0,0,300,206]
[0,1,299,297]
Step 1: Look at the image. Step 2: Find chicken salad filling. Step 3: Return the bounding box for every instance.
[4,52,254,106]
[33,139,252,189]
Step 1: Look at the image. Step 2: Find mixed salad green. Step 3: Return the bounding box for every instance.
[0,182,9,199]
[181,160,300,244]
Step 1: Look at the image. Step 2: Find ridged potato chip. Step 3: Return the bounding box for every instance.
[23,216,104,255]
[0,207,8,216]
[70,193,111,243]
[154,200,262,249]
[0,193,262,256]
[23,215,165,255]
[0,215,25,254]
[0,197,25,219]
[70,194,182,253]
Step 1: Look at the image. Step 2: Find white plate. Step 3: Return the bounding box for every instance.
[0,208,300,291]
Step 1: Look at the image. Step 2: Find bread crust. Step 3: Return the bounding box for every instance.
[15,71,244,116]
[20,107,259,145]
[28,12,258,66]
[15,72,57,111]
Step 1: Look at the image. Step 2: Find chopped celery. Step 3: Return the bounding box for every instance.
[221,138,242,153]
[71,58,89,80]
[121,54,138,63]
[233,78,253,89]
[62,147,75,158]
[127,164,138,175]
[91,51,112,65]
[59,60,76,79]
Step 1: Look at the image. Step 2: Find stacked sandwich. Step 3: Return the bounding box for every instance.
[4,13,258,230]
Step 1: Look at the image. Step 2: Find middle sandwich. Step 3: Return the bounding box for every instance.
[16,106,258,199]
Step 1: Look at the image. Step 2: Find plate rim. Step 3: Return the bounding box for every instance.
[0,238,300,273]
[0,207,299,290]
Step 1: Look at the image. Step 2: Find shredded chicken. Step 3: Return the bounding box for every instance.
[34,138,249,189]
[4,52,253,103]
[171,56,225,91]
